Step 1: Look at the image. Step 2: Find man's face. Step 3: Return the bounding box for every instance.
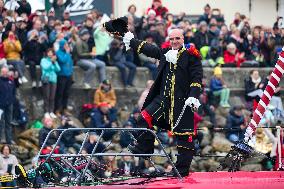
[228,46,236,55]
[153,1,161,8]
[1,67,9,77]
[63,12,70,19]
[64,20,71,28]
[145,37,154,44]
[82,33,90,41]
[34,20,42,31]
[235,109,242,116]
[57,0,64,5]
[86,19,93,27]
[55,24,62,31]
[169,29,184,50]
[89,134,98,143]
[102,83,110,91]
[129,6,136,14]
[44,117,53,128]
[200,25,207,32]
[221,25,228,35]
[48,20,55,27]
[100,106,109,114]
[274,28,280,35]
[210,25,217,32]
[123,156,132,162]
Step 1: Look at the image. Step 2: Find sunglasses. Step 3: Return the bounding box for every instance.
[169,37,182,41]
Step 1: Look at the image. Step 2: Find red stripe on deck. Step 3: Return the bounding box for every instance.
[40,171,284,189]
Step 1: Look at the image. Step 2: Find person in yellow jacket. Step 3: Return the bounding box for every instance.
[94,79,117,108]
[3,31,28,84]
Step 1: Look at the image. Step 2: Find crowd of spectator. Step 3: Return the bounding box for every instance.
[0,0,284,184]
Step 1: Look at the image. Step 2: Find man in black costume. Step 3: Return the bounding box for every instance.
[104,18,203,177]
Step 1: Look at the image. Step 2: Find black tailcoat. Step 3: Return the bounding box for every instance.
[130,39,203,136]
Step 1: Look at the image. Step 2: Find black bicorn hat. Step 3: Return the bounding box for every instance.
[103,16,128,36]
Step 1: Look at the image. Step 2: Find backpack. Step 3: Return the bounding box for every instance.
[17,103,29,126]
[79,103,97,127]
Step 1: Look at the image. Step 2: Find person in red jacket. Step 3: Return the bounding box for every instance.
[146,0,168,19]
[0,42,7,69]
[224,42,245,67]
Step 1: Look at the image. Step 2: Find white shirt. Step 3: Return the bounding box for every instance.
[0,154,19,175]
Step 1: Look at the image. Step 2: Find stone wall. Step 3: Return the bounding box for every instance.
[19,67,278,119]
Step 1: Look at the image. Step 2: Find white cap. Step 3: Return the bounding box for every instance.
[100,14,111,25]
[16,17,24,22]
[5,16,14,22]
[148,9,156,16]
[49,7,55,13]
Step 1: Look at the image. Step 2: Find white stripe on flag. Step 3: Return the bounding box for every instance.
[272,72,280,83]
[251,119,257,128]
[276,64,284,74]
[255,109,263,119]
[259,100,267,109]
[264,90,272,100]
[268,81,276,92]
[278,55,284,63]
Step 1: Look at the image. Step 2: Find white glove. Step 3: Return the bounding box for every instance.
[185,97,201,111]
[164,49,178,64]
[0,109,3,119]
[247,135,256,147]
[123,31,134,51]
[244,126,254,142]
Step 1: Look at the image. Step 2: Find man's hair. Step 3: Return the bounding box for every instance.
[128,4,136,12]
[168,28,184,37]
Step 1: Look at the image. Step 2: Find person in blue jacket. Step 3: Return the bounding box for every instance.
[210,66,230,107]
[90,102,118,141]
[55,39,73,115]
[40,48,61,118]
[226,105,246,143]
[0,66,16,144]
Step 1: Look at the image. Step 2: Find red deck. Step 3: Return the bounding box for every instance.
[44,171,284,189]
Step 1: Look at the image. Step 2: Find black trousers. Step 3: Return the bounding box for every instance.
[0,105,13,144]
[27,60,40,81]
[136,95,195,177]
[175,147,194,176]
[55,76,73,112]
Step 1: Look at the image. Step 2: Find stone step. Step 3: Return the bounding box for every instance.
[21,66,279,89]
[19,87,247,120]
[18,66,281,119]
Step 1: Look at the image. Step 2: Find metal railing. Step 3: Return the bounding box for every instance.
[36,127,183,183]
